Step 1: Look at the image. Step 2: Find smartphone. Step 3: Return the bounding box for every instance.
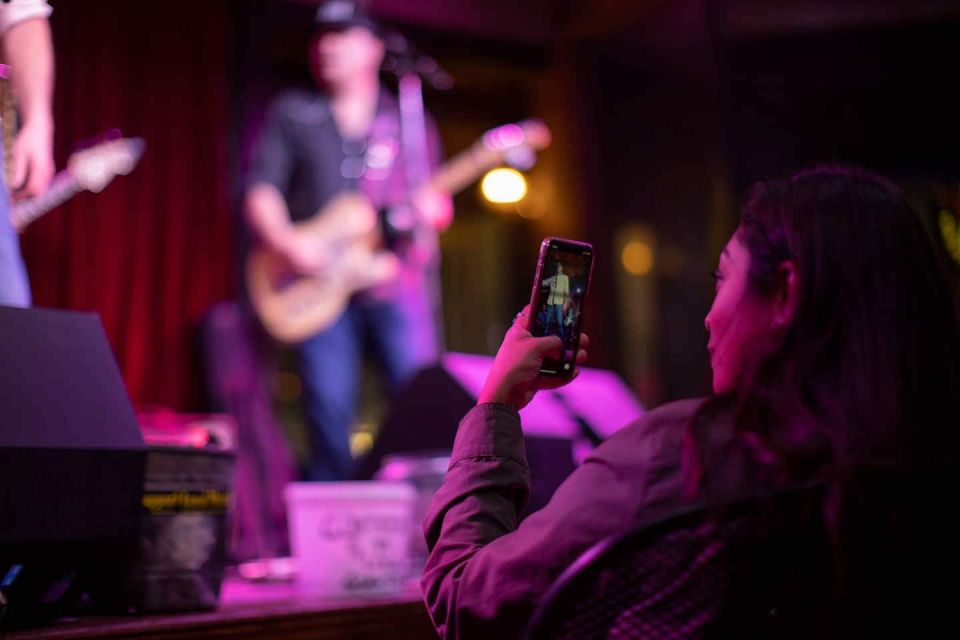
[527,237,595,377]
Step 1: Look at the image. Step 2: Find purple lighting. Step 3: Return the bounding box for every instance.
[483,123,525,150]
[443,352,645,440]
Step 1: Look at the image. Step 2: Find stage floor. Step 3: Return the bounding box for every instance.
[7,578,436,639]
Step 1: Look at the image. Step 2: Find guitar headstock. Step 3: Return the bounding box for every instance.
[480,119,551,171]
[67,136,146,193]
[517,119,552,151]
[482,119,552,153]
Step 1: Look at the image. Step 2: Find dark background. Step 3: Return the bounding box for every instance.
[19,0,960,415]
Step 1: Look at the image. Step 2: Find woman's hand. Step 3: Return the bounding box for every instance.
[478,305,589,410]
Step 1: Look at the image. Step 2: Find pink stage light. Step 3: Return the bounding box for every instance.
[442,352,645,441]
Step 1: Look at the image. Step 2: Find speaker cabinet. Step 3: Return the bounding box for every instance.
[0,306,146,627]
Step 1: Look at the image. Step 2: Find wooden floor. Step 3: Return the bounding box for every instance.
[6,579,437,639]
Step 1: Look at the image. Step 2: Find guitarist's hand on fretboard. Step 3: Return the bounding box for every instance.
[411,186,454,232]
[10,136,145,232]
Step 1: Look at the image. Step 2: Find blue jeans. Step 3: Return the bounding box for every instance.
[0,185,31,307]
[544,304,565,341]
[297,288,439,481]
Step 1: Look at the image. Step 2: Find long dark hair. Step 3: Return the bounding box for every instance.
[686,164,960,629]
[690,165,960,491]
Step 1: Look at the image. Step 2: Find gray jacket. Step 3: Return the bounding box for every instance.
[421,397,714,639]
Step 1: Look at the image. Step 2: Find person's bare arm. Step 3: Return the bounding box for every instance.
[245,183,296,253]
[245,182,331,274]
[4,16,54,199]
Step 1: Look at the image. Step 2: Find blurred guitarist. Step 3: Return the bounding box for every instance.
[244,0,452,481]
[0,0,54,307]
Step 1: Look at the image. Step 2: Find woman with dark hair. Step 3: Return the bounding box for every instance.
[420,165,960,638]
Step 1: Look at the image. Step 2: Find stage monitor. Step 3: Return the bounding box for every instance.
[0,306,146,627]
[353,352,645,515]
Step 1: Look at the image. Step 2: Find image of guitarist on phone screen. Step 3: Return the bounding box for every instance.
[243,0,452,482]
[0,0,55,308]
[540,263,570,343]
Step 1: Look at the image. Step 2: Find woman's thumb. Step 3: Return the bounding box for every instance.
[533,334,563,358]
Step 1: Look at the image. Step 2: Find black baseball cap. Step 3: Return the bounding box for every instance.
[313,0,382,35]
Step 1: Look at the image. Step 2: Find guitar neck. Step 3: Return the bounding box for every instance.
[11,172,80,231]
[427,142,513,196]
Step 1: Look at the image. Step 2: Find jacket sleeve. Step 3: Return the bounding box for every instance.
[420,401,692,639]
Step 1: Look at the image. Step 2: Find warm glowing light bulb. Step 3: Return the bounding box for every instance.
[350,430,374,457]
[481,168,527,204]
[622,240,654,275]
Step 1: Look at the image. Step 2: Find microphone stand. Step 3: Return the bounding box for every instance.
[381,31,453,351]
[382,29,453,196]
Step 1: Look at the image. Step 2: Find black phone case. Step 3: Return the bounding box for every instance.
[527,236,595,377]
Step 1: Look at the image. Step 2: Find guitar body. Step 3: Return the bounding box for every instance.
[245,192,400,344]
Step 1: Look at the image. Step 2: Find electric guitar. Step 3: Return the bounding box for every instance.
[246,119,551,344]
[11,136,146,232]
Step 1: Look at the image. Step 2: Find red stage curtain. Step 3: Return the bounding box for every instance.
[19,0,235,410]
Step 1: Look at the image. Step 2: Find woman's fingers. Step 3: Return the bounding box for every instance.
[509,305,533,335]
[484,308,591,408]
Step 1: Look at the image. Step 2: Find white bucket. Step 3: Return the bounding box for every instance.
[374,454,451,582]
[284,481,416,596]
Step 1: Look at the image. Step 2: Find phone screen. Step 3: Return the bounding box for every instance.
[528,237,594,377]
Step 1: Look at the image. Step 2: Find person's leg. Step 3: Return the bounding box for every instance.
[548,304,564,338]
[0,188,31,307]
[298,306,361,481]
[364,288,439,393]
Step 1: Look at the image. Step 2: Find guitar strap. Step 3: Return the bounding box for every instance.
[360,90,437,267]
[360,80,445,348]
[0,74,17,189]
[357,92,402,213]
[395,70,446,350]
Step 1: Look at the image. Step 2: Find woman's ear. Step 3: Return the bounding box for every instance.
[774,259,799,328]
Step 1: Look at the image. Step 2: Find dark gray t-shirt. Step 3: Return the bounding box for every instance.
[248,87,441,224]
